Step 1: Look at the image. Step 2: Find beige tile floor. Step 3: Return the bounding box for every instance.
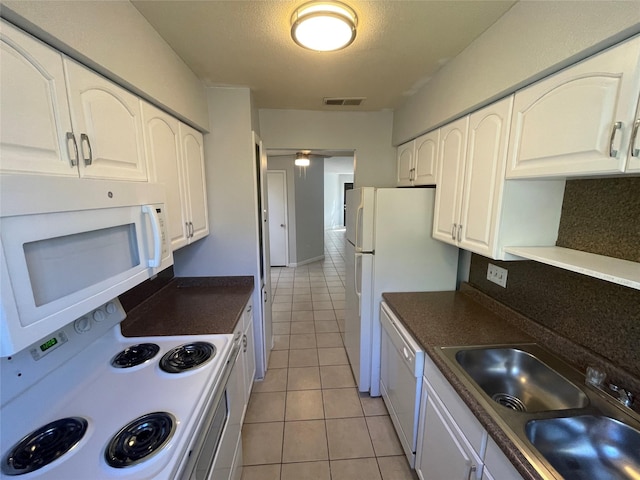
[241,229,418,480]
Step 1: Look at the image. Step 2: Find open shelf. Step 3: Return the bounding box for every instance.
[503,246,640,290]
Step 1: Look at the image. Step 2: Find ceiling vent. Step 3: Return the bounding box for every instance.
[323,97,366,106]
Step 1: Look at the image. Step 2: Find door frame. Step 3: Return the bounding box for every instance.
[267,169,289,267]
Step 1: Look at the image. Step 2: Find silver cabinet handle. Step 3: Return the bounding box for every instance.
[80,133,93,165]
[66,132,79,167]
[451,223,457,241]
[466,464,477,480]
[630,119,640,157]
[189,222,194,237]
[185,222,190,238]
[280,224,285,227]
[457,224,462,242]
[609,121,622,157]
[243,334,247,353]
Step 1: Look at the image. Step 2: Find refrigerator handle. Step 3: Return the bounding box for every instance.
[355,252,362,316]
[355,200,364,253]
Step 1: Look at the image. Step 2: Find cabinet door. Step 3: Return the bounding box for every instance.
[413,130,439,185]
[0,21,76,176]
[417,381,482,480]
[396,141,415,186]
[243,305,256,410]
[65,60,147,181]
[180,124,209,242]
[506,36,640,178]
[458,97,513,257]
[142,103,189,250]
[433,116,468,244]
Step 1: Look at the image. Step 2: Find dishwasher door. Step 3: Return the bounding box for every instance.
[379,302,424,467]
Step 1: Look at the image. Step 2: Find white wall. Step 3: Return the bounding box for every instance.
[174,87,257,275]
[259,109,395,188]
[393,1,640,144]
[293,159,324,265]
[1,0,209,130]
[324,172,353,230]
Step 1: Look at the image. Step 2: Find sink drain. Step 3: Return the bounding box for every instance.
[492,393,527,412]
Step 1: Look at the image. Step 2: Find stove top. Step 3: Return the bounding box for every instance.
[0,300,233,480]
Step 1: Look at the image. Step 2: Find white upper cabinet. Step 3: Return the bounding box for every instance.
[396,140,415,186]
[0,20,76,176]
[458,98,513,257]
[143,103,209,249]
[414,130,439,185]
[142,103,189,249]
[65,60,147,181]
[433,116,468,244]
[396,130,439,186]
[0,20,147,182]
[180,123,209,244]
[506,35,640,178]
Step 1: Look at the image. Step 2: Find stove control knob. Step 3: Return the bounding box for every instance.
[105,302,117,314]
[93,309,106,322]
[74,316,91,334]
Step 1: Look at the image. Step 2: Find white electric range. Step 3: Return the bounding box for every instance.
[0,299,235,480]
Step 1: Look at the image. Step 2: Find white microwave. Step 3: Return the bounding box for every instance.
[0,175,173,357]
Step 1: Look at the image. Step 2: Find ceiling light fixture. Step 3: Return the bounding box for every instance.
[291,1,357,52]
[294,152,311,167]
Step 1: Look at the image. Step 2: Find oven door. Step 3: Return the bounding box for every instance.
[186,338,242,480]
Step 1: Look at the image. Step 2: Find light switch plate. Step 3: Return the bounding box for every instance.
[487,263,508,288]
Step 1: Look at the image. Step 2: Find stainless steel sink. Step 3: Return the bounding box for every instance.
[526,415,640,480]
[439,343,640,480]
[454,347,589,412]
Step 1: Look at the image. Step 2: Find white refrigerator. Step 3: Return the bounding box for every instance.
[345,187,459,396]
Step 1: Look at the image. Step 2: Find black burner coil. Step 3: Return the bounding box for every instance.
[1,417,87,475]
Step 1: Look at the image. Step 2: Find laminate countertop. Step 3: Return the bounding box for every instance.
[120,276,254,337]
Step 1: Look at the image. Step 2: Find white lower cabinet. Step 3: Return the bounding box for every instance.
[416,354,523,480]
[241,300,256,423]
[417,379,484,480]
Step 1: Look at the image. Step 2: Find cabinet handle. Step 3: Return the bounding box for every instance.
[188,222,194,237]
[66,132,79,167]
[451,224,457,240]
[80,133,93,165]
[466,464,477,480]
[457,224,462,242]
[243,334,247,352]
[609,121,622,157]
[631,119,640,157]
[410,167,415,181]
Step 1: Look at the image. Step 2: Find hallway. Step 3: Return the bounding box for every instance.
[240,229,417,480]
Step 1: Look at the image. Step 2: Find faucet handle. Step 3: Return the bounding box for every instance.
[608,383,634,407]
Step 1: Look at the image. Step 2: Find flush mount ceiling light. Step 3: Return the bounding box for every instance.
[294,152,311,166]
[291,1,357,52]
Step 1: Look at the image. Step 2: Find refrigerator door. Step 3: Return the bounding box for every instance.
[346,187,375,252]
[345,239,374,392]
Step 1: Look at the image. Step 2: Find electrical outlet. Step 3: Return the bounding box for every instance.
[487,263,508,288]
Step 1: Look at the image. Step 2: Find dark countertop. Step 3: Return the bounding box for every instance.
[121,276,254,337]
[382,289,542,480]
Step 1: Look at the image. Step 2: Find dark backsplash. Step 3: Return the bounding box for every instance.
[556,177,640,262]
[468,177,640,379]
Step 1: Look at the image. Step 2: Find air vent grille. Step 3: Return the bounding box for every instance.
[323,97,365,106]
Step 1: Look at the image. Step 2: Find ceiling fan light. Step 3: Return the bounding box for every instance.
[295,152,311,166]
[294,158,311,167]
[291,1,357,52]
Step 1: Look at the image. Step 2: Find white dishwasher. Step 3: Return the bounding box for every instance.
[379,302,424,467]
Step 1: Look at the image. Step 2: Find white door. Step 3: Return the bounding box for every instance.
[267,170,288,266]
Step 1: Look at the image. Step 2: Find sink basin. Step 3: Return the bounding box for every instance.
[454,347,589,412]
[526,415,640,480]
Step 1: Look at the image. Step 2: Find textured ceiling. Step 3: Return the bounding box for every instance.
[132,0,516,111]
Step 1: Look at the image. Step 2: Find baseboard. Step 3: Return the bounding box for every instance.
[289,255,325,267]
